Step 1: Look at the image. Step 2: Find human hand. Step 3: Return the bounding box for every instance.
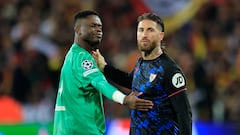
[124,91,153,111]
[92,49,107,72]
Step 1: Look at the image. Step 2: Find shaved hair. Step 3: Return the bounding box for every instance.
[74,10,100,25]
[137,13,164,32]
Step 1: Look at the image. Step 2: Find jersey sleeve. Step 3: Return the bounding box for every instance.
[163,66,192,135]
[164,69,187,97]
[91,76,125,104]
[103,64,134,89]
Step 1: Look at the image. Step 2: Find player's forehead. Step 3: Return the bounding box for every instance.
[137,19,157,29]
[75,15,102,26]
[84,15,102,26]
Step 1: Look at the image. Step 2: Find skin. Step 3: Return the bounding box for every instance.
[137,19,164,60]
[76,15,153,111]
[74,15,103,52]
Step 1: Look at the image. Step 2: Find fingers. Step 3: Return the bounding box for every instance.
[128,91,135,96]
[92,50,97,58]
[93,49,100,56]
[130,91,143,97]
[134,98,153,111]
[135,108,149,111]
[92,49,100,54]
[126,91,154,111]
[92,49,100,62]
[92,49,104,60]
[135,92,143,97]
[135,105,153,111]
[96,49,101,55]
[136,99,153,106]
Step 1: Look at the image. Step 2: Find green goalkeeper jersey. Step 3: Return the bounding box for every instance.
[53,43,118,135]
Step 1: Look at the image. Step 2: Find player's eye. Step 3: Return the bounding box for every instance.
[148,28,154,32]
[138,28,144,32]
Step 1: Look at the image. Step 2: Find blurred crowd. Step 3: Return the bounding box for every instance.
[0,0,240,124]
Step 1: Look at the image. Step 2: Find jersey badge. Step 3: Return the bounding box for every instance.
[172,73,185,88]
[149,73,157,82]
[81,60,93,70]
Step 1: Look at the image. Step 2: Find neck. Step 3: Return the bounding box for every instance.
[142,47,163,60]
[74,38,95,53]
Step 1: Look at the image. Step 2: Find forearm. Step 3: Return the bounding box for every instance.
[91,76,126,104]
[103,65,133,89]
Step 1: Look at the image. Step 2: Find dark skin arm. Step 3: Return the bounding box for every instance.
[92,49,133,88]
[124,91,153,111]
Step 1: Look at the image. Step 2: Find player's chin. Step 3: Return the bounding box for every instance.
[92,38,101,44]
[139,47,150,52]
[88,40,101,47]
[94,37,102,43]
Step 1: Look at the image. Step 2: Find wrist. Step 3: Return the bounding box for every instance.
[112,91,126,104]
[101,63,107,72]
[123,96,127,105]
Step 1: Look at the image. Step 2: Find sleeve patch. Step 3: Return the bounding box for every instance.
[81,60,93,70]
[171,73,185,88]
[83,68,98,77]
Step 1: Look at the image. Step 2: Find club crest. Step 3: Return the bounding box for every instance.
[149,74,157,82]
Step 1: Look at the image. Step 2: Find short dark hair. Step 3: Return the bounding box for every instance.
[74,10,100,24]
[137,13,164,32]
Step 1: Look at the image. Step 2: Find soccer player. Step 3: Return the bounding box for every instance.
[53,10,154,135]
[93,13,192,135]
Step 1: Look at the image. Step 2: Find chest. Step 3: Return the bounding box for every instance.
[132,61,165,96]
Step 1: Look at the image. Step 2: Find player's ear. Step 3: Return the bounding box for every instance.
[74,25,81,35]
[74,20,82,35]
[159,32,164,40]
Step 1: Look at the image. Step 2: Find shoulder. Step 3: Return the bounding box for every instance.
[66,46,96,71]
[69,45,94,64]
[161,53,186,83]
[161,53,177,65]
[160,53,182,71]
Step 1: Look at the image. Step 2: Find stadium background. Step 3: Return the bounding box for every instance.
[0,0,240,134]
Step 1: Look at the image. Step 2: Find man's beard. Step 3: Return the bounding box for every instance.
[138,41,157,53]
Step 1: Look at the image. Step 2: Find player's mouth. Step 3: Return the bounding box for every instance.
[95,34,102,39]
[141,39,149,44]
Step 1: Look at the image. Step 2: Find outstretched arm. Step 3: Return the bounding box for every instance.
[91,76,153,111]
[92,49,133,89]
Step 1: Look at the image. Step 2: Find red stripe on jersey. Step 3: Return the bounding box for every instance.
[168,88,187,98]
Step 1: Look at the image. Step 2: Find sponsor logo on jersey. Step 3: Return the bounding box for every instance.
[172,73,185,88]
[149,73,157,82]
[81,60,93,70]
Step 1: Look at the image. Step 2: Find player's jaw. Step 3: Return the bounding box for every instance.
[85,32,103,46]
[92,34,102,43]
[138,39,152,51]
[138,40,158,52]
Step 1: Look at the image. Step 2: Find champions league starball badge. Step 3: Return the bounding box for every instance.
[82,60,93,70]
